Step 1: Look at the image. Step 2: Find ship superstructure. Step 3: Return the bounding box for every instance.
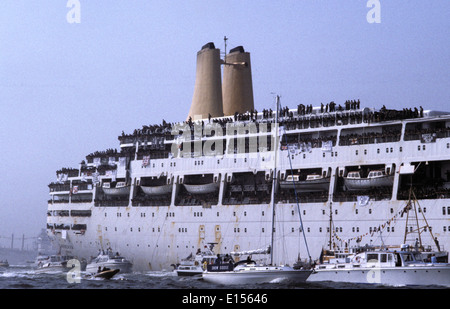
[47,43,450,271]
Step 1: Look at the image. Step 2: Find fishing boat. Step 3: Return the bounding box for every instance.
[92,268,120,280]
[86,250,133,274]
[307,245,450,287]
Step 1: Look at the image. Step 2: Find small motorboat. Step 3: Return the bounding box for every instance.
[93,268,120,280]
[0,260,9,268]
[86,249,133,274]
[307,245,450,287]
[35,255,73,274]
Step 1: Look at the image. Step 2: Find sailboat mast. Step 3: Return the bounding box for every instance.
[270,95,280,265]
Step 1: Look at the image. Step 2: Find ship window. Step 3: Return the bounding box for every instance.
[355,150,358,155]
[364,149,367,155]
[443,207,446,215]
[447,143,449,148]
[367,254,378,262]
[262,211,265,216]
[380,254,387,263]
[448,206,450,214]
[335,152,337,157]
[400,147,402,152]
[386,148,389,153]
[320,227,322,232]
[262,228,265,233]
[377,148,380,154]
[369,209,372,214]
[390,147,393,152]
[303,154,306,159]
[323,153,325,158]
[355,209,358,214]
[422,145,426,151]
[418,145,421,151]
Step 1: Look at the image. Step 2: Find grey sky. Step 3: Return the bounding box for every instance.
[0,1,448,247]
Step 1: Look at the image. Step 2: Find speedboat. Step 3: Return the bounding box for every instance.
[86,250,133,274]
[307,245,450,287]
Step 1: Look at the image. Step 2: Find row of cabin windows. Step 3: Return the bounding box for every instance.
[103,224,450,234]
[106,206,443,219]
[142,143,450,168]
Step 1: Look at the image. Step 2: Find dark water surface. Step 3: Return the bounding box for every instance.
[0,264,445,290]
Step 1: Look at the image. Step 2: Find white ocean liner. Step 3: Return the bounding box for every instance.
[47,43,450,272]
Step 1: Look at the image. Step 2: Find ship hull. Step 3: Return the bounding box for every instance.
[47,198,450,272]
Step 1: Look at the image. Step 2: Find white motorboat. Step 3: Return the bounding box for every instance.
[35,255,72,274]
[86,250,133,274]
[344,170,394,191]
[102,182,131,196]
[174,244,220,276]
[307,246,450,287]
[202,262,312,285]
[279,174,330,192]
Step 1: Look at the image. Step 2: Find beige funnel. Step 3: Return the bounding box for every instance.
[222,46,254,116]
[187,43,224,120]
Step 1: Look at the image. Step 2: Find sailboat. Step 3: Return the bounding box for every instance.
[202,96,313,285]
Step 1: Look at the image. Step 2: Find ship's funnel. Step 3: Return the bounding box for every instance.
[187,42,224,120]
[222,46,254,116]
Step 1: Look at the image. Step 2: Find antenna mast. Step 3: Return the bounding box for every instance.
[223,36,228,64]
